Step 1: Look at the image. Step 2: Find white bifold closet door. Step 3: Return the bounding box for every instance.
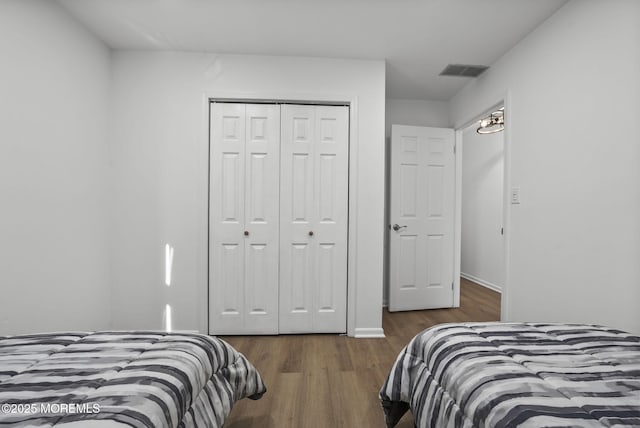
[209,103,280,334]
[209,103,349,335]
[279,105,349,333]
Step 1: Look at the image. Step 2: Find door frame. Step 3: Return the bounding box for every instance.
[453,92,511,320]
[200,91,359,336]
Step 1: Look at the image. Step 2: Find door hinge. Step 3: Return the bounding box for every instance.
[451,282,454,290]
[453,143,456,154]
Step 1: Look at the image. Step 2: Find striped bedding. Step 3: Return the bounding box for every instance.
[0,331,266,427]
[380,322,640,428]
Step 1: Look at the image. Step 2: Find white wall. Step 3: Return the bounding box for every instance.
[461,126,504,291]
[450,0,640,333]
[385,99,450,137]
[0,0,112,334]
[110,52,386,335]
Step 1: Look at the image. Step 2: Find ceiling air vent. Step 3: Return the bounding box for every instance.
[439,64,489,77]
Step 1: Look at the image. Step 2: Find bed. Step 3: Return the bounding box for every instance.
[380,322,640,428]
[0,331,265,427]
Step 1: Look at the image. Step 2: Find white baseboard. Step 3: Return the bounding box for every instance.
[461,272,502,293]
[354,327,385,338]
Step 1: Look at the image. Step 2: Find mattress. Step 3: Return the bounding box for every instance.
[0,331,265,427]
[380,322,640,428]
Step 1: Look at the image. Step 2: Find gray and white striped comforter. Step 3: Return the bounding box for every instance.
[380,322,640,428]
[0,332,266,427]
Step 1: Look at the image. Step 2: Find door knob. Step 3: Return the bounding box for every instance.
[308,231,314,236]
[244,231,249,236]
[392,224,407,231]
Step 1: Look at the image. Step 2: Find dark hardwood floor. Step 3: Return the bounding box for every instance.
[223,278,500,428]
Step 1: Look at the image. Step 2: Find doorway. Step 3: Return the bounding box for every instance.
[455,102,508,319]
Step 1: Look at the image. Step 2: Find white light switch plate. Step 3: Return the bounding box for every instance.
[511,187,521,204]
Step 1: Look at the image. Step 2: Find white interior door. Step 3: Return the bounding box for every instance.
[279,105,349,333]
[389,125,456,311]
[209,103,280,334]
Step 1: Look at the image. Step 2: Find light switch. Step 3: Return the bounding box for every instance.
[511,187,521,204]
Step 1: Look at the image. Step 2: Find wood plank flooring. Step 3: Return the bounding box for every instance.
[223,278,500,428]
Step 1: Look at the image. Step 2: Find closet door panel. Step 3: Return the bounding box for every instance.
[279,105,315,333]
[280,105,348,333]
[210,103,246,334]
[243,104,280,333]
[210,103,280,334]
[313,106,349,332]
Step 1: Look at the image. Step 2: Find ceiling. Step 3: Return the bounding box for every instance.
[57,0,568,101]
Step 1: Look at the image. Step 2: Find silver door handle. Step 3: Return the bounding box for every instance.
[392,224,407,231]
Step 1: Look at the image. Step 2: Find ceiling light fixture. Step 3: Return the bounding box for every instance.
[477,110,504,134]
